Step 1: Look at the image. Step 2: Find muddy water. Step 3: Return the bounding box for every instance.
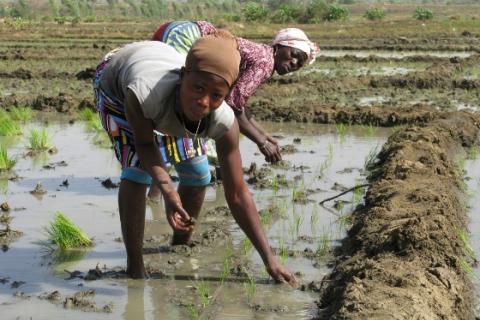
[318,49,474,59]
[465,156,480,316]
[0,117,389,319]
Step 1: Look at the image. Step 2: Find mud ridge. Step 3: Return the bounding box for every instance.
[250,103,440,126]
[317,111,480,319]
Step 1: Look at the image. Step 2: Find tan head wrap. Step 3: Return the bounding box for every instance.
[185,33,240,87]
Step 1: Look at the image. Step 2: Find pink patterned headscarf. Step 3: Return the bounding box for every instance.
[272,28,320,64]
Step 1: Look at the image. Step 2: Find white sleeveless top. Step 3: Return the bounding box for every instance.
[100,41,234,140]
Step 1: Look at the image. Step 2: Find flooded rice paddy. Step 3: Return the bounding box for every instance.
[0,117,390,319]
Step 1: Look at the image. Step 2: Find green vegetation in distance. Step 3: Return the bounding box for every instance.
[364,7,386,21]
[414,7,434,20]
[44,211,93,250]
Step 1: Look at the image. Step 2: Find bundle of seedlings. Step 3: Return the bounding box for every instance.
[45,211,93,250]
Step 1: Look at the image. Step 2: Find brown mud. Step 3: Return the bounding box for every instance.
[317,112,480,319]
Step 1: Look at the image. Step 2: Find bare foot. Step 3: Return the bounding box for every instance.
[126,259,147,279]
[126,267,147,279]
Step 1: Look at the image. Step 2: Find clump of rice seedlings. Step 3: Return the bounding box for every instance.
[364,144,380,171]
[44,211,93,250]
[0,117,21,136]
[78,108,103,133]
[27,128,53,151]
[244,275,256,305]
[77,108,97,122]
[9,106,33,122]
[0,145,16,171]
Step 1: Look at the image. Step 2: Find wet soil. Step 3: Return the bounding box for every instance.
[317,112,480,319]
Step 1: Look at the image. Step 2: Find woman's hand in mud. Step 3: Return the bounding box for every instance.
[258,136,281,163]
[266,260,297,287]
[163,190,194,233]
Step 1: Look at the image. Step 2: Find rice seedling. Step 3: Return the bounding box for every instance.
[0,145,16,171]
[337,214,352,229]
[244,275,256,305]
[460,258,474,275]
[185,303,199,319]
[316,231,331,257]
[259,207,274,226]
[364,144,380,171]
[288,208,303,240]
[220,247,233,284]
[457,228,476,260]
[242,238,252,256]
[0,117,21,136]
[27,128,53,151]
[364,123,378,137]
[310,204,319,236]
[9,106,33,122]
[44,211,93,250]
[335,123,348,143]
[193,281,211,308]
[77,108,97,122]
[351,182,365,205]
[278,239,288,265]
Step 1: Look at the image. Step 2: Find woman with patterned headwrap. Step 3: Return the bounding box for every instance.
[152,21,319,164]
[93,33,296,285]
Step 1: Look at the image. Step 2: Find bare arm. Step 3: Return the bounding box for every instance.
[237,110,281,163]
[124,90,192,233]
[216,119,294,285]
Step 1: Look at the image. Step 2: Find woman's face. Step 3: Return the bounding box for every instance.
[274,45,308,75]
[179,70,230,122]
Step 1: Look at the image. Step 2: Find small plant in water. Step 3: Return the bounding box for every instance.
[194,281,211,308]
[316,232,331,257]
[278,239,288,265]
[364,144,380,171]
[220,246,233,284]
[0,145,16,171]
[242,238,252,256]
[335,123,348,143]
[27,128,53,151]
[244,275,256,305]
[185,303,199,319]
[44,211,93,250]
[364,123,378,137]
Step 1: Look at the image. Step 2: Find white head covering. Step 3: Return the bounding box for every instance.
[272,28,320,64]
